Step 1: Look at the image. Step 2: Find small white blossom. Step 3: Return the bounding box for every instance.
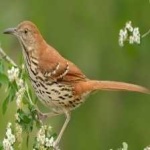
[7,67,19,82]
[8,134,15,145]
[6,123,16,145]
[34,125,58,149]
[7,122,12,128]
[15,123,22,142]
[16,87,25,109]
[119,29,128,47]
[37,125,46,145]
[121,142,128,150]
[15,113,20,122]
[6,128,15,145]
[119,21,141,47]
[3,138,13,150]
[16,78,24,88]
[129,36,134,44]
[37,134,46,145]
[132,27,140,44]
[144,146,150,150]
[45,137,54,147]
[125,21,133,32]
[3,122,16,150]
[7,66,26,109]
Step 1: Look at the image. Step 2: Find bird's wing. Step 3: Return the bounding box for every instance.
[38,45,87,83]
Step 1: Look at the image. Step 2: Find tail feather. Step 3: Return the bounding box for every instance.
[92,80,150,94]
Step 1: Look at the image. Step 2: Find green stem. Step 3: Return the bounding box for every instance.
[0,47,17,66]
[142,29,150,38]
[25,83,34,106]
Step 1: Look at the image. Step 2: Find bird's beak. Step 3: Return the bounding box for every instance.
[3,28,16,34]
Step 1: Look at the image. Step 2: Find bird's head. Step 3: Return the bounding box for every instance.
[3,21,44,51]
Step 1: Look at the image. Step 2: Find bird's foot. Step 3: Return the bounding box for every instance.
[36,110,48,121]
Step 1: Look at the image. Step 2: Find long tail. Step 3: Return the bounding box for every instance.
[75,80,150,95]
[92,80,150,94]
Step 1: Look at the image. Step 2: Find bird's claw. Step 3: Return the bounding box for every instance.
[36,110,48,121]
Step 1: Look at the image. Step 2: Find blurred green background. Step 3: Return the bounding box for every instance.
[0,0,150,149]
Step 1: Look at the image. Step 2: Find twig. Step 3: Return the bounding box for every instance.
[142,29,150,38]
[0,47,17,66]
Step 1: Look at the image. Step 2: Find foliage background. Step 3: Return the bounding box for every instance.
[0,0,150,149]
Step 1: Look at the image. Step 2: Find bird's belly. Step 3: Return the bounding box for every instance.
[31,80,84,110]
[27,64,88,110]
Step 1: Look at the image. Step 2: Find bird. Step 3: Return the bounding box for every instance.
[3,21,149,148]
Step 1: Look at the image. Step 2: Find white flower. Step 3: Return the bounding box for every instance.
[34,125,57,149]
[119,21,141,47]
[7,134,15,145]
[129,36,134,44]
[45,137,54,147]
[15,113,20,122]
[7,122,12,128]
[3,123,16,150]
[3,138,13,150]
[125,21,133,32]
[37,126,46,145]
[16,86,25,109]
[122,142,128,150]
[5,123,16,145]
[16,78,24,88]
[37,134,45,145]
[7,66,26,109]
[15,123,22,143]
[119,29,128,47]
[144,146,150,150]
[6,128,12,138]
[132,27,140,44]
[7,67,19,82]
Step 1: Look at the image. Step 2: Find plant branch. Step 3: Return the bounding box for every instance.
[0,47,17,66]
[142,29,150,38]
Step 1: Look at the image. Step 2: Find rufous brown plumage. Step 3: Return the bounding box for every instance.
[3,21,149,148]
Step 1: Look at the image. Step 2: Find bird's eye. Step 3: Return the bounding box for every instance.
[24,29,28,34]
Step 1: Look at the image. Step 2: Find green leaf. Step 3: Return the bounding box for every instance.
[2,83,17,114]
[0,60,5,73]
[17,109,34,131]
[2,95,10,114]
[0,73,9,87]
[19,112,32,124]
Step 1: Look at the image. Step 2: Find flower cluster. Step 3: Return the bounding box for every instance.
[33,125,59,150]
[8,65,26,110]
[144,146,150,150]
[3,123,16,150]
[16,79,25,109]
[7,66,26,109]
[15,123,22,146]
[7,67,19,82]
[119,21,141,47]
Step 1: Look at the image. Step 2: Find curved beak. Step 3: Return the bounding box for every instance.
[3,28,16,34]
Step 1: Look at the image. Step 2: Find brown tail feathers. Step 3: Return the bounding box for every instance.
[75,80,150,95]
[92,80,150,94]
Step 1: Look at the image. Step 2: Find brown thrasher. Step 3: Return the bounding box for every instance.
[3,21,149,148]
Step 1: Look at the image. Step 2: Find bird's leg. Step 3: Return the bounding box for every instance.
[53,111,71,148]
